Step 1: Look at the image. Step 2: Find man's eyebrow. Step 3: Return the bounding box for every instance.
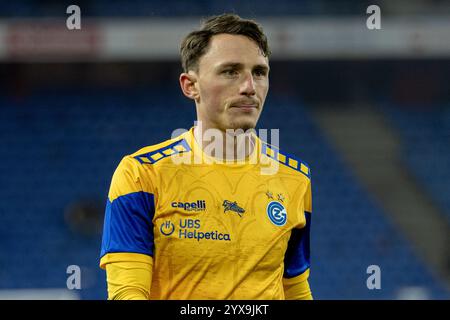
[217,62,243,69]
[253,64,270,72]
[217,62,270,71]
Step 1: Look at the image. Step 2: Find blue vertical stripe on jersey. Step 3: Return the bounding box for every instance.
[100,192,155,258]
[283,211,311,278]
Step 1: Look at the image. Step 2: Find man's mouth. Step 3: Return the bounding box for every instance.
[231,103,258,110]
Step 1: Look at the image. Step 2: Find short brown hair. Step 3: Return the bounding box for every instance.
[180,13,271,73]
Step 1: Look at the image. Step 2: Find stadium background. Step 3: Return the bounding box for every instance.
[0,0,449,299]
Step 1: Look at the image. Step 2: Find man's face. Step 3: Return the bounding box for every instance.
[191,34,269,132]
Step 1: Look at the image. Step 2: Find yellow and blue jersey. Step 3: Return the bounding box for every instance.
[100,127,312,299]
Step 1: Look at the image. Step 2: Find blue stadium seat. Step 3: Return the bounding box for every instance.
[380,103,450,224]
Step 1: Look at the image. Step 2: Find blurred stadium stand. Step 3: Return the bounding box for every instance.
[381,104,450,224]
[1,0,450,17]
[0,0,401,17]
[0,1,449,300]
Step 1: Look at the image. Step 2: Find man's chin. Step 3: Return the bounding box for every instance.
[227,121,257,132]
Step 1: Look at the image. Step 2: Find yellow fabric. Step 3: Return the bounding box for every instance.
[100,127,313,299]
[104,258,312,300]
[107,156,156,203]
[104,254,153,300]
[283,269,313,300]
[100,252,153,269]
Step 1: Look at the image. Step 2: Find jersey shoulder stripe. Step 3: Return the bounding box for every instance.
[131,133,191,165]
[261,141,311,179]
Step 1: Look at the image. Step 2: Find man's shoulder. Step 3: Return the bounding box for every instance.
[260,140,312,180]
[127,130,191,166]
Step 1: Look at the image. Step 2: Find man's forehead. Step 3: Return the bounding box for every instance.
[201,34,268,67]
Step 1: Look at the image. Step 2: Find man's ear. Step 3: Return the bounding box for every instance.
[179,71,200,101]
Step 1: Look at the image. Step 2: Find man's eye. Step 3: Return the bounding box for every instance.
[222,69,238,76]
[254,70,267,77]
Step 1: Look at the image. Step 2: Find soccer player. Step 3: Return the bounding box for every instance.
[99,13,313,300]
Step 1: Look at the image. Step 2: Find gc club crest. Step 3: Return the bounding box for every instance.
[222,200,245,217]
[266,201,287,226]
[160,221,175,236]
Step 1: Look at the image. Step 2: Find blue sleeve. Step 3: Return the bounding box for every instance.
[283,211,311,278]
[100,191,156,259]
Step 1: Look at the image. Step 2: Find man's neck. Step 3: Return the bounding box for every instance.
[193,125,256,161]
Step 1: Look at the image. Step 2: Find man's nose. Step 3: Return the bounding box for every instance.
[240,72,256,96]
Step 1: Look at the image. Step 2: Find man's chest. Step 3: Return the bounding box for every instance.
[150,165,307,264]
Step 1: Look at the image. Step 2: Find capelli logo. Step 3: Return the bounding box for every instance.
[172,200,206,212]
